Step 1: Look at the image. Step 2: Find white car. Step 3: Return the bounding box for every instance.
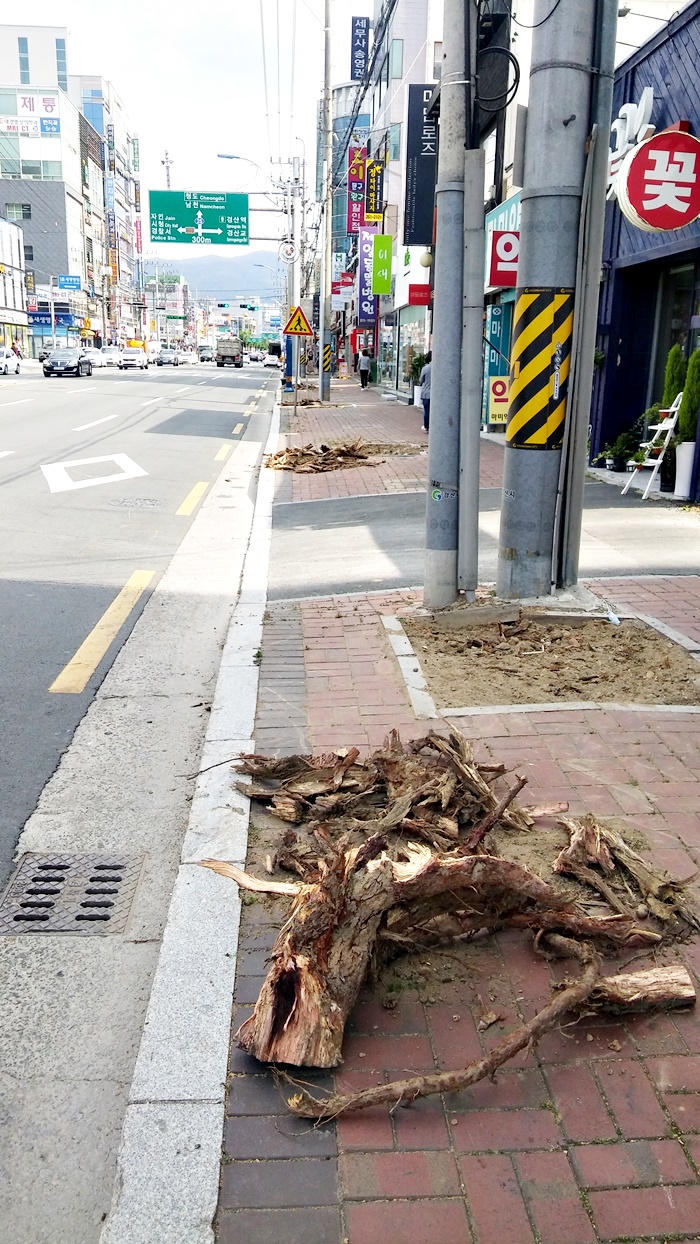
[82,347,105,368]
[102,346,122,367]
[263,353,281,367]
[0,346,20,375]
[119,347,149,370]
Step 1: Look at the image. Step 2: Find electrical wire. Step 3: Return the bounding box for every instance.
[289,0,298,157]
[504,0,565,29]
[475,46,521,110]
[258,0,273,167]
[276,0,282,163]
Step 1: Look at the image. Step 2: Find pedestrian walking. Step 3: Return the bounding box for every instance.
[419,351,432,431]
[358,349,371,389]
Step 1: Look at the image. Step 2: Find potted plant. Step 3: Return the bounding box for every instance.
[675,348,700,498]
[662,343,687,407]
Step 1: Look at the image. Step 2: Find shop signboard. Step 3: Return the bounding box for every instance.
[371,235,392,295]
[332,252,345,280]
[340,272,354,286]
[347,146,367,235]
[17,93,58,117]
[488,231,519,287]
[365,160,384,222]
[106,123,116,173]
[482,302,512,425]
[132,137,140,172]
[617,130,700,233]
[149,190,249,245]
[58,274,81,291]
[403,85,437,247]
[134,181,141,213]
[351,16,370,81]
[104,178,115,211]
[135,218,143,253]
[0,115,38,136]
[357,224,378,328]
[485,190,521,289]
[488,376,510,425]
[608,86,655,199]
[28,312,82,327]
[408,283,431,306]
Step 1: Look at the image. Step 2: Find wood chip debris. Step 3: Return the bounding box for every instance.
[264,439,375,473]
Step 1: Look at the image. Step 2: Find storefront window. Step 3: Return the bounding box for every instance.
[651,263,695,400]
[378,313,397,388]
[397,305,428,394]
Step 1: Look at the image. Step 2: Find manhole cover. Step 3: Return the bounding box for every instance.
[0,854,144,935]
[109,498,162,509]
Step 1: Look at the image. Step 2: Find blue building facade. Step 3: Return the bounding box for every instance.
[592,1,700,497]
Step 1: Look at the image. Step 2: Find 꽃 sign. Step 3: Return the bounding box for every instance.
[618,130,700,233]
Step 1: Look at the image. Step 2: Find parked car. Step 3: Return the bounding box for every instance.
[157,347,180,366]
[119,347,148,371]
[198,345,214,362]
[263,353,281,368]
[43,348,93,378]
[82,347,105,368]
[102,346,122,367]
[0,346,20,375]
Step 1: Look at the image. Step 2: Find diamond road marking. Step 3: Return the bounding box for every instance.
[40,453,148,494]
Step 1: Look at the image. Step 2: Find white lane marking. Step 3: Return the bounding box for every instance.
[40,453,148,494]
[73,414,120,431]
[0,398,33,409]
[175,386,191,393]
[198,381,207,386]
[141,398,160,406]
[66,387,97,394]
[0,450,15,458]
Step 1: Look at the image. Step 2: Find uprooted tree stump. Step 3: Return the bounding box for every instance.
[200,729,699,1076]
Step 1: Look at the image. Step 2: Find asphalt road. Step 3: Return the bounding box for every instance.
[0,359,274,884]
[268,480,700,600]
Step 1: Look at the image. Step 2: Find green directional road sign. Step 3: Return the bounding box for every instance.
[148,190,249,246]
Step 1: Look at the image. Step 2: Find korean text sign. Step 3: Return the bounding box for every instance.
[403,85,438,247]
[365,160,384,222]
[618,130,700,233]
[347,147,367,235]
[358,225,378,327]
[371,235,392,295]
[351,17,370,81]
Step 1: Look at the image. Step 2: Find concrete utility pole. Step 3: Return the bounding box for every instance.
[319,0,332,402]
[496,0,598,599]
[424,0,466,607]
[161,151,174,189]
[555,0,618,586]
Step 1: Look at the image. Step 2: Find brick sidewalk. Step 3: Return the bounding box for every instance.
[589,575,700,645]
[216,585,700,1244]
[276,382,504,502]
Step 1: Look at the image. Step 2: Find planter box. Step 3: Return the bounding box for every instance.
[674,440,695,499]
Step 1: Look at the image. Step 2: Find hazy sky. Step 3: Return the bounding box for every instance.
[20,0,373,261]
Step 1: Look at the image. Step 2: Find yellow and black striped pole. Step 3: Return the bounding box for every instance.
[506,289,574,451]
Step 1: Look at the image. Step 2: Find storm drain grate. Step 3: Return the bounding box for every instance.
[109,497,162,509]
[0,854,144,935]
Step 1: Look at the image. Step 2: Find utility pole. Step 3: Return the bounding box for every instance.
[424,0,466,607]
[458,0,485,600]
[496,0,599,599]
[161,150,174,189]
[555,0,618,586]
[319,0,332,402]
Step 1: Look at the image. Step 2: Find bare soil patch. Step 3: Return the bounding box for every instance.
[403,616,700,707]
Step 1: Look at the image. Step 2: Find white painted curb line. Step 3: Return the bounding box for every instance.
[101,405,279,1244]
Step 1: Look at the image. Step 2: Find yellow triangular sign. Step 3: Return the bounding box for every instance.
[283,305,313,336]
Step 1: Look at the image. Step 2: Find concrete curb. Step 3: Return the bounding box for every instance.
[100,404,280,1244]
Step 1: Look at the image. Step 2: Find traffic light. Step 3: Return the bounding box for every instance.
[218,302,229,308]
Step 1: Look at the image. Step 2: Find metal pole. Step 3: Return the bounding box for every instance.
[424,0,466,608]
[320,0,332,402]
[50,277,56,348]
[496,0,597,600]
[458,147,485,599]
[555,0,618,586]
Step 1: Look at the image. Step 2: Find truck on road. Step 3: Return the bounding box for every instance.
[215,336,244,368]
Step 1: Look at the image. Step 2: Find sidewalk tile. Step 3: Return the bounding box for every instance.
[218,1207,342,1244]
[544,1064,617,1142]
[598,1059,669,1138]
[223,1114,336,1159]
[589,1184,700,1240]
[516,1150,595,1243]
[460,1154,535,1244]
[571,1138,695,1188]
[220,1157,338,1208]
[340,1150,461,1198]
[344,1199,472,1244]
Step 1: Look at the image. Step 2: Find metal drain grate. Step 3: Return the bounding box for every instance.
[0,854,144,935]
[109,497,162,509]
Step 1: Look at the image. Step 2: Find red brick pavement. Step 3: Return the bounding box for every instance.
[589,574,700,645]
[278,381,504,501]
[217,585,700,1243]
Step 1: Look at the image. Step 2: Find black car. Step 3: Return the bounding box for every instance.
[43,348,93,377]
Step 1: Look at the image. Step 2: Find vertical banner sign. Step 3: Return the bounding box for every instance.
[351,17,370,81]
[134,218,142,254]
[104,176,115,211]
[106,122,115,173]
[365,160,384,222]
[347,146,367,234]
[371,234,392,295]
[357,225,378,327]
[134,181,141,213]
[132,136,140,172]
[403,85,438,246]
[482,303,512,424]
[506,288,574,449]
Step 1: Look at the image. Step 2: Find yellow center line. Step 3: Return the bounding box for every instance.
[232,422,244,435]
[176,481,209,516]
[49,570,155,695]
[214,442,233,461]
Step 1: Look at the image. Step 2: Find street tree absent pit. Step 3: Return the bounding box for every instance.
[402,616,700,707]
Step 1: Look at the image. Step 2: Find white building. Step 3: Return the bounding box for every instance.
[0,215,27,352]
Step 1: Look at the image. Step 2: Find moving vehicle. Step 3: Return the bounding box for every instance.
[0,347,20,375]
[215,335,243,368]
[43,348,93,378]
[198,344,214,362]
[119,347,148,370]
[102,346,122,367]
[263,353,281,368]
[157,347,180,366]
[82,347,105,368]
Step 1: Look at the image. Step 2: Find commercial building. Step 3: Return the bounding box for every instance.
[0,214,27,352]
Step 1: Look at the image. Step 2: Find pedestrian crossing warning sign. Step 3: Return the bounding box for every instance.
[283,305,313,336]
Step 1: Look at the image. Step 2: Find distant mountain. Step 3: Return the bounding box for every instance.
[143,251,285,300]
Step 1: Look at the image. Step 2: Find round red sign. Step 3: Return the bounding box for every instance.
[618,130,700,233]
